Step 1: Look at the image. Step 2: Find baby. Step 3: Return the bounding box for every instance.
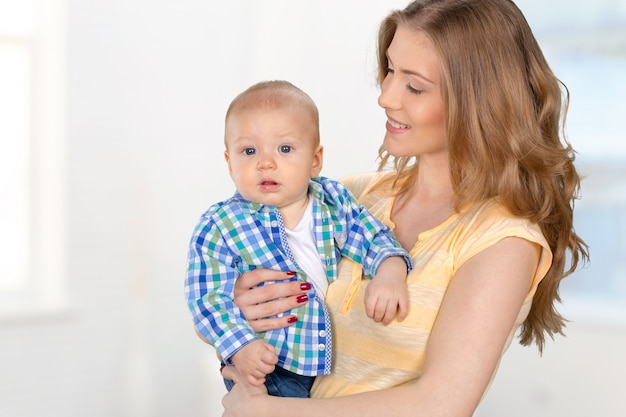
[185,80,411,398]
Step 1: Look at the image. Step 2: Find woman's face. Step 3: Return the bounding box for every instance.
[378,25,447,159]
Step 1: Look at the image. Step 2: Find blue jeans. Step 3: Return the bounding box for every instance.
[223,365,315,398]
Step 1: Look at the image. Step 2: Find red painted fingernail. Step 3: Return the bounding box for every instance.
[287,316,297,323]
[296,295,308,303]
[286,271,296,276]
[300,283,311,290]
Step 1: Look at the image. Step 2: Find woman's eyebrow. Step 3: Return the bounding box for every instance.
[387,54,435,84]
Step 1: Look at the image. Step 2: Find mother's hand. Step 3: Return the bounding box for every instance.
[221,365,270,417]
[234,269,311,333]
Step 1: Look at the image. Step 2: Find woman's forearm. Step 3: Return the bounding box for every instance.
[259,382,474,417]
[223,366,474,417]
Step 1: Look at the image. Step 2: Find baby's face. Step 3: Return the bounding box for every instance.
[224,106,323,212]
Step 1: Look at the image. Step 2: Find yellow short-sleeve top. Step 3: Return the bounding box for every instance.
[310,172,552,398]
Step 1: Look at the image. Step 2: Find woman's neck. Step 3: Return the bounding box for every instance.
[391,159,455,250]
[414,154,454,198]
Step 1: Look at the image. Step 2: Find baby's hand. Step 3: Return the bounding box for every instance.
[364,256,408,326]
[229,339,278,386]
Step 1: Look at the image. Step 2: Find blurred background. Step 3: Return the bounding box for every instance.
[0,1,624,416]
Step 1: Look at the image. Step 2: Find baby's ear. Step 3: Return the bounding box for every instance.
[224,151,232,171]
[311,145,324,177]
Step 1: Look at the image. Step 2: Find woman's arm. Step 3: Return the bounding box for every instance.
[222,237,540,417]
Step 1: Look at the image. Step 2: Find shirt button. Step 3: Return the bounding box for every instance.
[271,220,278,227]
[319,330,327,338]
[337,234,346,243]
[318,344,326,351]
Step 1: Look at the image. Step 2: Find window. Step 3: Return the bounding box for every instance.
[0,1,32,295]
[523,0,626,325]
[0,0,67,317]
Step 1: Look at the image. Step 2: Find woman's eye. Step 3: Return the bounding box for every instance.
[243,148,256,156]
[279,145,292,153]
[406,84,424,95]
[386,66,395,74]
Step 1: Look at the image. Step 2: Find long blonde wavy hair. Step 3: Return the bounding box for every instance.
[376,0,589,352]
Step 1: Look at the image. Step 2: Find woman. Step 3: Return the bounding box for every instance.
[220,0,588,415]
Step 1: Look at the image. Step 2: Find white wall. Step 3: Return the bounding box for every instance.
[0,1,624,416]
[477,321,626,417]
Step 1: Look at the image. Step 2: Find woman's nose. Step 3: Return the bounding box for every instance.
[378,76,401,110]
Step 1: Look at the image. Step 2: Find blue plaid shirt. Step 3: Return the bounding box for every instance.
[185,176,410,376]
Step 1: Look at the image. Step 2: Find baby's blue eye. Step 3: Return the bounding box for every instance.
[244,148,256,156]
[279,145,292,153]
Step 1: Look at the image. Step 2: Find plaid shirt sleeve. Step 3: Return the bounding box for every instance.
[316,177,412,278]
[184,209,257,362]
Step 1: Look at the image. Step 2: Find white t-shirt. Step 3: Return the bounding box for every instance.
[284,198,328,298]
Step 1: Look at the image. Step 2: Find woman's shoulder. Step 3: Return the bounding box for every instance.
[468,199,535,226]
[455,199,551,263]
[453,199,554,305]
[340,171,395,200]
[462,200,540,235]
